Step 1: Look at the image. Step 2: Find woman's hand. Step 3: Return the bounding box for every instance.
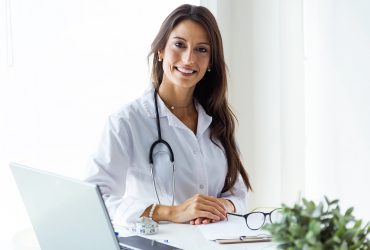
[169,194,227,223]
[145,194,234,224]
[189,198,235,225]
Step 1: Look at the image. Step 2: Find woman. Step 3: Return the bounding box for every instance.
[86,4,252,226]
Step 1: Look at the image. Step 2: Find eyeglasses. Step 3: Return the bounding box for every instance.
[227,208,282,230]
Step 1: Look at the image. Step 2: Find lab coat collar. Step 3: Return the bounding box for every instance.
[195,102,212,138]
[141,87,167,119]
[141,87,212,137]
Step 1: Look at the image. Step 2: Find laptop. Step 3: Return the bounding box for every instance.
[10,162,181,250]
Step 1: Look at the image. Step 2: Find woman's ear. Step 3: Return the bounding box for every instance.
[157,50,163,61]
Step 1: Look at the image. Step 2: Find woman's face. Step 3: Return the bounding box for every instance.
[159,19,211,90]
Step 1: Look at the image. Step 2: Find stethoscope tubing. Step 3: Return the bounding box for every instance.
[149,89,175,205]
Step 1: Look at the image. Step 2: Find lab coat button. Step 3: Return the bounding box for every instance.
[199,184,204,189]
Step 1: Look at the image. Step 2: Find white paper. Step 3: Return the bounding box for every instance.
[197,215,271,240]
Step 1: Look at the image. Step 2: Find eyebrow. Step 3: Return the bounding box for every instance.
[172,36,210,46]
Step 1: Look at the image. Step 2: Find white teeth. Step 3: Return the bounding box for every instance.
[176,67,194,74]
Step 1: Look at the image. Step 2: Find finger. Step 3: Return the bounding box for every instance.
[189,218,204,225]
[193,196,227,218]
[202,218,211,224]
[194,217,203,225]
[194,194,227,212]
[195,210,224,221]
[211,218,224,223]
[195,203,227,220]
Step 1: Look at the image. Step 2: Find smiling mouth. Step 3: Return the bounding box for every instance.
[175,66,197,75]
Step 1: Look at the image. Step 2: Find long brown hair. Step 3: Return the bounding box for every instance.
[148,4,252,192]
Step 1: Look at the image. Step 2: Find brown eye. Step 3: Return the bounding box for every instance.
[197,47,208,53]
[175,42,185,48]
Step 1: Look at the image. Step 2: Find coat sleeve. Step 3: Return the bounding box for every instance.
[85,114,152,226]
[218,138,249,214]
[219,173,248,214]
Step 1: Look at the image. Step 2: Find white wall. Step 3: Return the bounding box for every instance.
[215,0,305,209]
[304,0,370,219]
[218,0,370,221]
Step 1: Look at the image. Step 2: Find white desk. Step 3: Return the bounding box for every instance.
[117,223,277,250]
[7,224,277,250]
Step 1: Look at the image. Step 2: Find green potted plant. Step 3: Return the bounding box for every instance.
[264,197,370,250]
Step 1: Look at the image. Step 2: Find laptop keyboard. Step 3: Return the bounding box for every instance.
[118,235,182,250]
[120,246,134,250]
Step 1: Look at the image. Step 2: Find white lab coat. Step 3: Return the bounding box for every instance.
[85,87,248,225]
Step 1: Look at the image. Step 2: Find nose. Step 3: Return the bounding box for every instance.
[182,48,194,64]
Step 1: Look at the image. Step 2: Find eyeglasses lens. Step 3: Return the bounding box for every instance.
[246,212,265,230]
[270,209,283,224]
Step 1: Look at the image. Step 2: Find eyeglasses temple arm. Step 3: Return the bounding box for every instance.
[227,212,244,217]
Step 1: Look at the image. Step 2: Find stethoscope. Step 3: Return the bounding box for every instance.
[149,89,175,205]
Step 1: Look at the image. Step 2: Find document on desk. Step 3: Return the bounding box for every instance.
[197,215,271,241]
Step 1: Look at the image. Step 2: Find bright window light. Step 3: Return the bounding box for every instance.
[0,0,199,241]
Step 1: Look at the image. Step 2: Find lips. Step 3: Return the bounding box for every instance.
[175,66,197,74]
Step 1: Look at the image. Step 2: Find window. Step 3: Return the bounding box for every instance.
[0,0,199,241]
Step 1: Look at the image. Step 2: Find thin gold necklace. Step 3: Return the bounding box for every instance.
[169,101,194,110]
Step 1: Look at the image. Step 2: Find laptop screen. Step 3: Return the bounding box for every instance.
[10,162,183,250]
[10,162,122,250]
